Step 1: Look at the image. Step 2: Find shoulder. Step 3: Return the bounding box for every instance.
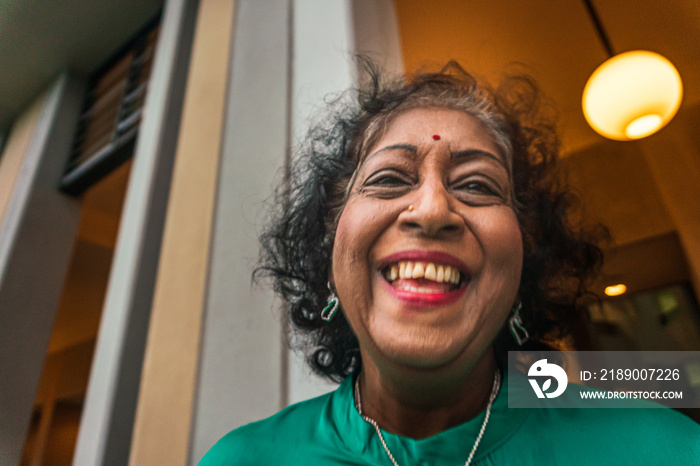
[197,392,332,465]
[552,399,700,434]
[530,401,700,462]
[505,371,700,463]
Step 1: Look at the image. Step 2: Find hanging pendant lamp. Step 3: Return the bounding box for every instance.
[581,0,683,141]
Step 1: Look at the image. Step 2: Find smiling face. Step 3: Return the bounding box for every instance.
[332,108,523,375]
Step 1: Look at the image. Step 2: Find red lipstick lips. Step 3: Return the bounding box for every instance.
[377,250,470,307]
[381,279,467,307]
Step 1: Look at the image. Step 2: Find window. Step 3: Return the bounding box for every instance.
[61,16,160,195]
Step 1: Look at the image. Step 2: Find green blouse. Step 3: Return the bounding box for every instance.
[199,372,700,465]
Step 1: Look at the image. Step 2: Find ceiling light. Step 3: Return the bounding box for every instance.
[604,284,627,297]
[581,1,683,141]
[583,51,683,141]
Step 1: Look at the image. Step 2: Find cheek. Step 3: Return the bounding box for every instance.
[331,206,376,334]
[331,214,353,282]
[501,216,523,260]
[332,201,397,270]
[480,211,524,280]
[331,201,398,310]
[498,217,524,284]
[331,203,371,285]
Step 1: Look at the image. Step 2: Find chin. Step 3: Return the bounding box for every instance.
[374,329,474,370]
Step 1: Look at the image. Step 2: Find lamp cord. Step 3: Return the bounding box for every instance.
[582,0,615,58]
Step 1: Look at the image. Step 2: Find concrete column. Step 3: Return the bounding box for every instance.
[72,0,198,464]
[189,1,291,461]
[0,73,85,466]
[127,0,235,464]
[352,0,404,76]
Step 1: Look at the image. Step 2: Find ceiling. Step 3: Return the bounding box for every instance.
[394,0,700,154]
[2,0,698,149]
[0,0,163,132]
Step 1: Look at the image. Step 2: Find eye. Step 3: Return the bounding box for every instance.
[368,174,409,187]
[450,177,505,204]
[362,169,413,188]
[462,180,497,195]
[360,169,414,197]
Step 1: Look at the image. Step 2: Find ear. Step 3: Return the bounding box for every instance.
[512,296,522,310]
[327,258,335,290]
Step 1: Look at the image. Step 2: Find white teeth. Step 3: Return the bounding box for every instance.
[395,283,441,294]
[389,266,398,281]
[412,262,425,278]
[404,261,414,278]
[386,260,465,286]
[424,263,436,281]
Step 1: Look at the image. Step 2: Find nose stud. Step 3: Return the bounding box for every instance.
[407,204,414,212]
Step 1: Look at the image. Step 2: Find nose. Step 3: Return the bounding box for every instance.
[400,175,464,237]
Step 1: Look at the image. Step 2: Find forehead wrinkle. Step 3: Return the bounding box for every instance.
[364,143,418,164]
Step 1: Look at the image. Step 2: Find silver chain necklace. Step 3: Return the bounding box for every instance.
[354,370,501,466]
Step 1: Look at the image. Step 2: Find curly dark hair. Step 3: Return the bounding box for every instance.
[256,60,607,383]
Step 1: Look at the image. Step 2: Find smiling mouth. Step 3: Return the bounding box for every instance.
[380,260,468,294]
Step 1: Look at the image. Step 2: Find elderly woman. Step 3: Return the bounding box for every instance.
[200,63,699,465]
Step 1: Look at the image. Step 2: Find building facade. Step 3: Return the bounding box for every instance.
[1,1,699,464]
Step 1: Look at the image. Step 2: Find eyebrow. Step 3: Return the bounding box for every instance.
[366,143,418,161]
[451,149,507,170]
[363,144,507,172]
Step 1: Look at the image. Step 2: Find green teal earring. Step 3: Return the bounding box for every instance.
[509,302,529,346]
[321,283,339,322]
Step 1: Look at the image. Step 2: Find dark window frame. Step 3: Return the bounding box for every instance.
[61,13,161,195]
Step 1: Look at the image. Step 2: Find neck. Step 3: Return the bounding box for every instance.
[356,351,499,439]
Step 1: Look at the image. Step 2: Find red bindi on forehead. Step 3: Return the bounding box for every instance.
[432,134,441,140]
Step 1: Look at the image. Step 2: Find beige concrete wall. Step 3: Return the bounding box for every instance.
[0,92,46,226]
[128,0,235,464]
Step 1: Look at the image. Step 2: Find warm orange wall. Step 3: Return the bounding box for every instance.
[563,141,674,247]
[46,161,131,355]
[637,107,700,296]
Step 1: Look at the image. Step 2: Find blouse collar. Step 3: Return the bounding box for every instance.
[327,370,530,463]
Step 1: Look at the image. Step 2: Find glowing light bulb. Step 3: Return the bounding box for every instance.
[605,284,627,297]
[583,51,682,141]
[625,114,663,139]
